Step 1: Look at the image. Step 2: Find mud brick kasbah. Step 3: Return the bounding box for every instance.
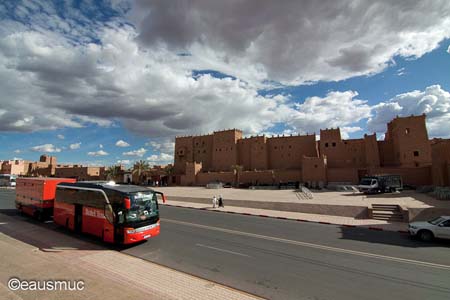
[174,114,450,187]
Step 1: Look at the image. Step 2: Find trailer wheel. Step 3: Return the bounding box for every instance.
[34,211,43,221]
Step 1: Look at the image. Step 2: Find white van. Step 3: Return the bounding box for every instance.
[0,174,17,187]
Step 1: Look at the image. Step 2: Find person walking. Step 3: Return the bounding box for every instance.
[212,195,217,208]
[218,195,224,208]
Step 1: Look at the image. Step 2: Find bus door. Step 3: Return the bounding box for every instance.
[74,204,83,233]
[103,204,115,243]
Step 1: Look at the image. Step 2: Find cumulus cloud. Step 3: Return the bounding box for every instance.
[447,45,450,54]
[147,153,173,165]
[123,148,147,157]
[368,85,450,138]
[87,150,109,156]
[132,0,450,84]
[287,91,371,138]
[117,159,131,165]
[146,140,175,154]
[69,142,81,150]
[57,134,65,139]
[0,1,449,140]
[30,144,61,153]
[115,140,130,147]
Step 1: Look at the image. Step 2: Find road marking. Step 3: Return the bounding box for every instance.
[196,243,251,257]
[164,218,450,271]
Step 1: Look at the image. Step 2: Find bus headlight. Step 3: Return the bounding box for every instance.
[126,228,136,234]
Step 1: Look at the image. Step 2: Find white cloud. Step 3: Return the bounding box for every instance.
[0,1,449,140]
[30,144,61,153]
[287,91,372,136]
[87,150,109,156]
[13,149,21,154]
[147,152,174,165]
[99,144,103,149]
[117,159,131,165]
[146,140,174,153]
[69,142,81,150]
[57,134,65,139]
[132,1,450,85]
[368,85,450,138]
[123,147,147,157]
[115,139,130,147]
[447,45,450,54]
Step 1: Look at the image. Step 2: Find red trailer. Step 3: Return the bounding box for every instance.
[15,177,76,220]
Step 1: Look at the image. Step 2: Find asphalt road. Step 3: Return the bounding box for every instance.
[2,189,450,300]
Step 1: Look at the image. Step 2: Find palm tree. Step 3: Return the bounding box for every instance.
[231,164,243,188]
[132,160,150,184]
[163,164,175,186]
[105,165,121,181]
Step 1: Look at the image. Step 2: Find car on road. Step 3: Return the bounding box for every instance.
[408,216,450,241]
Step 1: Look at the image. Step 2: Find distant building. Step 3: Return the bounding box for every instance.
[0,155,57,176]
[174,115,448,187]
[55,164,106,181]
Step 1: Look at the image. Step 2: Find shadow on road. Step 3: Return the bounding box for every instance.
[339,225,450,248]
[0,209,132,251]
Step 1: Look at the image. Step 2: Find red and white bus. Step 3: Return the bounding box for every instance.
[54,181,166,244]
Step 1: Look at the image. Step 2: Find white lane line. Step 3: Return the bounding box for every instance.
[196,243,251,257]
[163,218,450,271]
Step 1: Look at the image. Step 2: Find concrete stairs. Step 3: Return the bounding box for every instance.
[370,204,405,222]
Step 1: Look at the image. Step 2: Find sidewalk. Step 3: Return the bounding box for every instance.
[162,200,409,233]
[0,213,263,300]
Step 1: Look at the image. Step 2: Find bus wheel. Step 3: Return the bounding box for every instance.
[34,211,43,221]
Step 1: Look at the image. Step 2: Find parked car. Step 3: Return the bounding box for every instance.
[408,216,450,241]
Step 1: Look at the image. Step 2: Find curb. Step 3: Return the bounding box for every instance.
[161,204,409,234]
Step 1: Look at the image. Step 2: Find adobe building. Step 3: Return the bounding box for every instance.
[55,164,106,181]
[0,155,57,176]
[174,114,448,187]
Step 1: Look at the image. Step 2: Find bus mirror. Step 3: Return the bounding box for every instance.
[124,197,131,209]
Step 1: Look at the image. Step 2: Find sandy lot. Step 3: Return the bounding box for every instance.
[153,186,450,208]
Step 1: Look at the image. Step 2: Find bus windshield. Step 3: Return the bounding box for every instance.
[125,191,158,223]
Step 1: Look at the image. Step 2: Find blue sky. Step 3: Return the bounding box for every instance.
[0,1,449,167]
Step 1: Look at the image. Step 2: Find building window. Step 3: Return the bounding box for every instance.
[332,142,336,147]
[413,151,419,157]
[405,128,410,135]
[274,146,277,149]
[289,145,292,149]
[325,143,329,148]
[203,150,206,153]
[314,164,318,168]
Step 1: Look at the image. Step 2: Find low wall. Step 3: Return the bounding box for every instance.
[168,196,368,218]
[370,166,432,186]
[327,168,359,184]
[408,207,450,222]
[196,172,234,185]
